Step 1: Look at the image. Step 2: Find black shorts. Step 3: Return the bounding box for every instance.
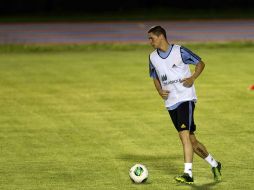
[168,101,196,133]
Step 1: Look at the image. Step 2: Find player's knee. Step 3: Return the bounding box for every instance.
[179,130,191,144]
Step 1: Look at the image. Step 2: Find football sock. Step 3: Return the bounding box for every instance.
[184,163,193,177]
[205,154,218,167]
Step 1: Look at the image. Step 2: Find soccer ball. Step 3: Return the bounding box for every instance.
[129,164,148,183]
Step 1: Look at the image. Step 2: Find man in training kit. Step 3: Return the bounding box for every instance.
[147,26,222,184]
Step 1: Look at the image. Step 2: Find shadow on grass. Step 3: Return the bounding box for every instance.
[190,181,223,190]
[118,153,181,175]
[174,181,222,190]
[119,153,225,188]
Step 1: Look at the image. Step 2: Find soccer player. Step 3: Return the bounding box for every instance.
[147,25,222,184]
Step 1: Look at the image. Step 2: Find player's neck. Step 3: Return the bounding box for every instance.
[159,42,170,52]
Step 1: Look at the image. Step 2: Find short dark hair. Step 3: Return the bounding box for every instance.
[148,25,167,39]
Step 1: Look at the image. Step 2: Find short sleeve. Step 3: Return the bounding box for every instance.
[180,46,201,65]
[149,57,158,79]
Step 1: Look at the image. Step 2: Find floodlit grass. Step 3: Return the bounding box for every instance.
[0,43,253,190]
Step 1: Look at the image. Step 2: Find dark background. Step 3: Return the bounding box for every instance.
[1,0,253,14]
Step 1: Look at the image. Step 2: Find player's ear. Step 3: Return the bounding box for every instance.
[158,34,164,40]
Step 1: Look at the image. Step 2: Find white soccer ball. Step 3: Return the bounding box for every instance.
[129,164,148,183]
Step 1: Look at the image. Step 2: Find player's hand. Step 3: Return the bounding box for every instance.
[159,90,170,100]
[181,77,195,88]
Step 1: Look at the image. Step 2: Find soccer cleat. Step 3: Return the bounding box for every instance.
[174,173,194,184]
[212,162,222,181]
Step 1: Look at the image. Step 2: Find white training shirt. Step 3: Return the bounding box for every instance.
[149,44,201,110]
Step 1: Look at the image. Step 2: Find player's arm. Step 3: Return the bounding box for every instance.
[180,46,205,87]
[149,59,169,100]
[153,78,169,100]
[182,60,205,87]
[192,60,205,80]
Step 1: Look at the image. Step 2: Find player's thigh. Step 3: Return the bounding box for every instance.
[177,101,196,132]
[168,108,178,130]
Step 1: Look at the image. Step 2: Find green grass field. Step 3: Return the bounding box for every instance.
[0,43,253,190]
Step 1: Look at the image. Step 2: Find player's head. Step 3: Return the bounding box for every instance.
[148,26,167,49]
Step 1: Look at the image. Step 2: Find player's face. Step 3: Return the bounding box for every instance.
[148,33,162,49]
